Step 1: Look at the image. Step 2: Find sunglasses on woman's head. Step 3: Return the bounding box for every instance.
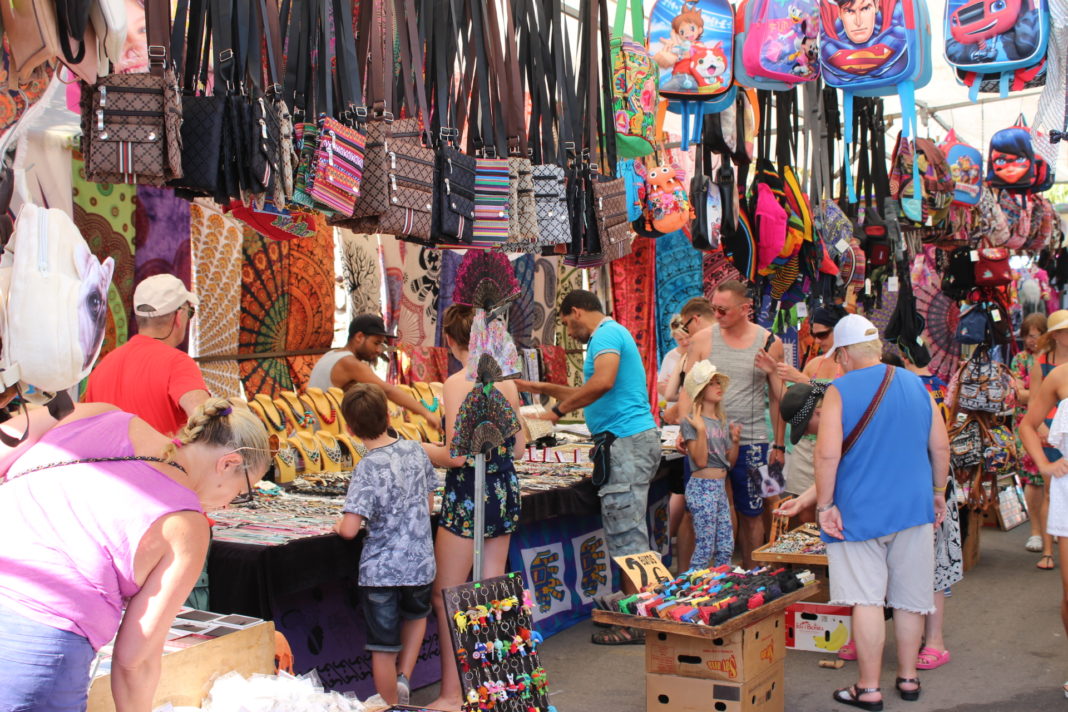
[228,434,281,507]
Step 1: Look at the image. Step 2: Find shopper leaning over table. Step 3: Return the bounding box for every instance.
[813,315,949,711]
[677,281,787,568]
[1019,361,1068,699]
[0,398,270,712]
[1013,313,1048,556]
[517,289,660,647]
[422,304,526,711]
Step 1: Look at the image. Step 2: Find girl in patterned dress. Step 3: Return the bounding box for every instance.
[1012,313,1047,554]
[421,305,526,711]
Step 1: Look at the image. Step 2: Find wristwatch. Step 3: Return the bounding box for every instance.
[771,444,786,452]
[551,404,565,418]
[816,502,836,513]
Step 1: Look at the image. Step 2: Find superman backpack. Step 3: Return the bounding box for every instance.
[649,0,736,148]
[737,0,821,89]
[818,0,932,219]
[938,129,984,206]
[944,0,1050,100]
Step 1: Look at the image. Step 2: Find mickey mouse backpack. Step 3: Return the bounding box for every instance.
[944,0,1050,100]
[737,0,821,89]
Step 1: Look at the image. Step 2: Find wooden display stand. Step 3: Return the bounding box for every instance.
[87,621,276,712]
[752,523,829,604]
[592,583,817,712]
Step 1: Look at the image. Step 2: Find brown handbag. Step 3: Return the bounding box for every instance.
[80,0,182,186]
[1,0,103,84]
[376,121,436,243]
[592,176,632,263]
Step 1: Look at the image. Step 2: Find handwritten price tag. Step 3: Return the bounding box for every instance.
[613,551,672,591]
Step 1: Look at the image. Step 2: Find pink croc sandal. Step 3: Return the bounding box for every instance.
[916,646,951,670]
[838,640,858,661]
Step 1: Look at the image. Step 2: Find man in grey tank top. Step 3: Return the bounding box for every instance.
[307,315,441,429]
[679,283,786,568]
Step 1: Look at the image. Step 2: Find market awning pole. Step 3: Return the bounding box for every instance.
[473,453,486,580]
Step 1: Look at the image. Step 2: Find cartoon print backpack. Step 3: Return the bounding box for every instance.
[741,0,821,86]
[818,0,930,214]
[649,0,735,100]
[938,129,983,206]
[944,0,1050,100]
[611,0,660,158]
[0,204,115,396]
[634,161,695,235]
[986,119,1044,193]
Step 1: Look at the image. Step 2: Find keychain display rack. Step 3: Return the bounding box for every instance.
[442,573,555,712]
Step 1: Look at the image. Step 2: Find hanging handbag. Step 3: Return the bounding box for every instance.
[593,175,632,263]
[80,0,182,186]
[949,417,983,471]
[306,0,366,216]
[974,247,1012,287]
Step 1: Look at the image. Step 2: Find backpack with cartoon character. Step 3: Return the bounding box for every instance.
[818,0,931,219]
[611,0,660,158]
[634,160,695,235]
[986,117,1052,193]
[740,0,821,86]
[938,129,984,206]
[944,0,1050,100]
[650,0,735,100]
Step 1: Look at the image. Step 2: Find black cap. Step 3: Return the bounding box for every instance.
[780,381,829,445]
[348,314,395,341]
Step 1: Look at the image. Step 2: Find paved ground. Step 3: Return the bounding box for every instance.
[411,521,1068,711]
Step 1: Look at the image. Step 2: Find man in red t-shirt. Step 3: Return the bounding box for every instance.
[84,274,209,435]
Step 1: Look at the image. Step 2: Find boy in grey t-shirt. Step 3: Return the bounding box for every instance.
[334,384,436,706]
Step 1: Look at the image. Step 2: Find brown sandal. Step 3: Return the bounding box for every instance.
[1038,554,1056,570]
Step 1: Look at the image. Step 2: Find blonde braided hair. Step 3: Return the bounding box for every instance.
[161,397,271,474]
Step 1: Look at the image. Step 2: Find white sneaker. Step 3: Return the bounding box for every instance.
[1026,535,1043,552]
[397,673,410,705]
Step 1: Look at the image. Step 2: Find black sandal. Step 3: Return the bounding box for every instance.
[833,685,883,711]
[896,676,921,701]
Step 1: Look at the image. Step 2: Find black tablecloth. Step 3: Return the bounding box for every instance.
[209,456,681,618]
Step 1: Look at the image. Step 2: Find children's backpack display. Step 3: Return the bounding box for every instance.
[736,0,820,89]
[0,204,115,396]
[819,0,931,215]
[938,129,984,206]
[944,0,1050,100]
[986,117,1052,193]
[650,0,735,100]
[634,160,695,235]
[611,0,659,158]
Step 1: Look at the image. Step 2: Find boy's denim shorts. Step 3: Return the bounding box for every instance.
[358,584,433,652]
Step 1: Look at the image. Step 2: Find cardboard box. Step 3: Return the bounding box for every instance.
[645,613,784,682]
[646,662,784,712]
[785,602,852,653]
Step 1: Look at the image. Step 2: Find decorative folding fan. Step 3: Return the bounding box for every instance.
[453,251,521,310]
[467,314,522,381]
[450,355,521,458]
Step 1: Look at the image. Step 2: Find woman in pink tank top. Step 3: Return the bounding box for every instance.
[0,397,272,712]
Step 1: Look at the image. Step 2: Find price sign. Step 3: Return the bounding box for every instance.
[613,551,672,591]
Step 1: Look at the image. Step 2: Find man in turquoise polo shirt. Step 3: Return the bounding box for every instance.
[518,290,660,645]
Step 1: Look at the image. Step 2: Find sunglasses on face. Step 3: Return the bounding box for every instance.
[711,304,735,316]
[812,329,833,340]
[681,315,697,334]
[182,304,196,319]
[228,434,281,507]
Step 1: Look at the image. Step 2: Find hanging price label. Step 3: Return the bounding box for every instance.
[887,276,899,292]
[835,238,850,254]
[796,303,809,318]
[865,278,872,295]
[970,250,979,262]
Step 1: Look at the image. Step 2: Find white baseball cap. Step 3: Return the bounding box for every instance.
[824,314,879,358]
[133,274,199,318]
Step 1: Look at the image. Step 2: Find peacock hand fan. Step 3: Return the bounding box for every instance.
[449,381,520,458]
[453,251,521,310]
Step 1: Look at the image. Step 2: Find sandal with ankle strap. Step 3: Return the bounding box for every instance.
[833,685,883,711]
[896,676,921,701]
